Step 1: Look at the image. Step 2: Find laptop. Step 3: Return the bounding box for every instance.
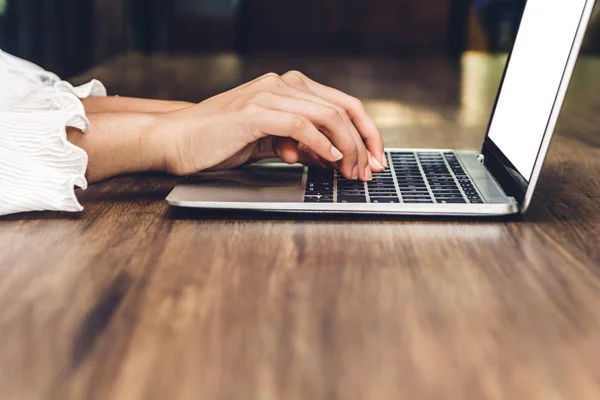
[167,0,596,217]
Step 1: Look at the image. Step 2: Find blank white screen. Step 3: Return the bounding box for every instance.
[487,0,587,180]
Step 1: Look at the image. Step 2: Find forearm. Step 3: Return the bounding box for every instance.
[67,112,166,183]
[82,96,193,114]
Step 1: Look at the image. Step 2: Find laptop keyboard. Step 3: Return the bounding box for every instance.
[304,151,484,204]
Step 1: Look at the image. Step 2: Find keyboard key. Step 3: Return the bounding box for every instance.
[401,189,430,194]
[306,187,333,194]
[369,191,399,196]
[371,181,395,186]
[338,190,366,196]
[403,199,434,204]
[370,193,400,198]
[304,196,333,203]
[369,186,398,190]
[434,194,464,199]
[371,198,400,203]
[337,184,365,190]
[307,170,332,178]
[338,195,367,203]
[397,183,426,188]
[306,191,333,197]
[402,193,432,198]
[392,157,417,160]
[432,189,462,194]
[368,185,396,191]
[397,183,427,188]
[393,165,419,170]
[372,174,394,178]
[396,177,426,182]
[368,180,396,184]
[429,181,458,186]
[307,183,332,190]
[429,179,456,184]
[337,178,362,183]
[372,181,395,186]
[306,183,333,190]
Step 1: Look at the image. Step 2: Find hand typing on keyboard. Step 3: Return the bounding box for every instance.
[159,71,386,182]
[69,72,387,184]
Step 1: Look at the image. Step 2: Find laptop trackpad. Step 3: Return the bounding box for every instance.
[171,163,306,203]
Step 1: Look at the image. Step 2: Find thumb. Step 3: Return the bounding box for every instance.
[273,137,300,164]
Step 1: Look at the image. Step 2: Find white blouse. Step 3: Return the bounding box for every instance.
[0,50,106,216]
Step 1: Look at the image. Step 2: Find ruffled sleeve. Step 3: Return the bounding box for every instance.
[0,50,107,216]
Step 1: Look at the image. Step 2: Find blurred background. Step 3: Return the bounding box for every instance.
[0,0,599,79]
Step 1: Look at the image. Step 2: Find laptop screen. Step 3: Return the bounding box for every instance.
[486,0,588,181]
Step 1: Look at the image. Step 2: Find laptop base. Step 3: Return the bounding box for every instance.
[166,149,519,217]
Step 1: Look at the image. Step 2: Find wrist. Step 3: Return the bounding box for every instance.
[144,113,170,173]
[70,112,172,183]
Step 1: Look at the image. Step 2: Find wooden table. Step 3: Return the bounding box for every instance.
[2,53,600,400]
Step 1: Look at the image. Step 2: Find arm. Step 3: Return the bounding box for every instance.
[82,96,193,114]
[68,71,387,185]
[66,112,165,183]
[67,98,194,183]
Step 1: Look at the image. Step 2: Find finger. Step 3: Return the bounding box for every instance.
[273,137,300,165]
[296,143,330,169]
[281,73,381,175]
[296,145,337,170]
[262,136,328,168]
[368,152,385,173]
[282,71,387,168]
[250,91,361,179]
[248,73,372,179]
[249,136,278,162]
[246,105,345,166]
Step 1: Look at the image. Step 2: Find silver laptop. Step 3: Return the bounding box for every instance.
[167,0,596,217]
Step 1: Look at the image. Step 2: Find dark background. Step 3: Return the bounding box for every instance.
[0,0,598,79]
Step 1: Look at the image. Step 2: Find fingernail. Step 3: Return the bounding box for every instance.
[365,166,373,181]
[331,146,343,161]
[352,165,359,180]
[381,153,389,168]
[369,153,384,171]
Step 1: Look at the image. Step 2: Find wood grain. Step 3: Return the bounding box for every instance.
[2,52,600,400]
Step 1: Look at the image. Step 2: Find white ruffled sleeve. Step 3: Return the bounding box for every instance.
[0,51,107,216]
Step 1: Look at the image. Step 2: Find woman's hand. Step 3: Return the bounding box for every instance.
[157,71,387,181]
[70,71,386,183]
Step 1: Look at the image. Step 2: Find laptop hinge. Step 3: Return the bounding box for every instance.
[481,138,527,204]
